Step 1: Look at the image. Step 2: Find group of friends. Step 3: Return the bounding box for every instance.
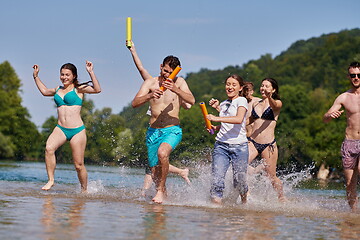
[32,42,360,212]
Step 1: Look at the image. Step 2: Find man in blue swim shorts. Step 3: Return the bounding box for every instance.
[132,55,195,203]
[323,61,360,212]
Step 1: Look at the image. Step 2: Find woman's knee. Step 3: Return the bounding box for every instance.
[45,145,56,155]
[269,176,282,188]
[74,161,85,172]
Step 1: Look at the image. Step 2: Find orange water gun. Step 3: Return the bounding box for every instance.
[159,66,182,91]
[199,102,214,135]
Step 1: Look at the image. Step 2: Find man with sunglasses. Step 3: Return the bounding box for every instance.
[323,61,360,212]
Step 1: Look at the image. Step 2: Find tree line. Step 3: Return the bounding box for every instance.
[1,28,359,175]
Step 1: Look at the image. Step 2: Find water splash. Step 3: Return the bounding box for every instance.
[0,161,352,216]
[155,160,350,216]
[87,180,107,194]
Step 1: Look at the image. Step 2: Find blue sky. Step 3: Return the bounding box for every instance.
[0,0,358,127]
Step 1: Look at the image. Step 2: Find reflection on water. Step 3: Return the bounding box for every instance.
[41,195,85,239]
[143,204,167,240]
[338,219,360,239]
[141,203,281,240]
[242,212,278,240]
[0,161,359,240]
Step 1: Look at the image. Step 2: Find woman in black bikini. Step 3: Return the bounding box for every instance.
[248,78,285,201]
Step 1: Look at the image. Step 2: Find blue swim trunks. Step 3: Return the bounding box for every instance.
[146,125,182,167]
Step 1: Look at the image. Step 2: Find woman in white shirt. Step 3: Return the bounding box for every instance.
[206,74,249,204]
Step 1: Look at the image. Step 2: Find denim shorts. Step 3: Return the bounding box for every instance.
[210,141,249,199]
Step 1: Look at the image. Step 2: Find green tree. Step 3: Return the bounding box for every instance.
[0,61,41,160]
[276,84,312,167]
[85,107,127,164]
[0,132,14,158]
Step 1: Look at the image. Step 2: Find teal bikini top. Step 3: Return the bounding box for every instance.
[54,87,83,107]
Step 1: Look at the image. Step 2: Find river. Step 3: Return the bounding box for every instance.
[0,161,359,239]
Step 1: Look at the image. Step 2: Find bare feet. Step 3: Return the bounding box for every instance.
[240,193,247,204]
[279,196,288,203]
[41,181,54,191]
[152,190,167,204]
[349,198,358,213]
[179,168,191,185]
[211,196,222,205]
[351,208,359,214]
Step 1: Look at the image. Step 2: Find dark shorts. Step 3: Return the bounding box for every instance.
[341,139,360,169]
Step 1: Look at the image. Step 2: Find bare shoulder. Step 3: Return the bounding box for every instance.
[341,90,360,105]
[275,98,283,109]
[144,76,156,82]
[76,84,88,92]
[143,77,158,87]
[336,91,351,102]
[252,97,262,103]
[176,76,186,82]
[175,76,188,86]
[330,91,356,112]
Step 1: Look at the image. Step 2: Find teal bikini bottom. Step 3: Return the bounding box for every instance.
[56,124,85,141]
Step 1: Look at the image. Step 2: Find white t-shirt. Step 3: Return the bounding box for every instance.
[215,96,248,144]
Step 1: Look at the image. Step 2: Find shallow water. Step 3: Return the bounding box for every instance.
[0,161,359,240]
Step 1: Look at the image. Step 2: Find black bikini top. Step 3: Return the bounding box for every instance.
[251,103,275,121]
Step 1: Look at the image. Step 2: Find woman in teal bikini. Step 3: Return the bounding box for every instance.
[247,78,286,201]
[32,61,101,192]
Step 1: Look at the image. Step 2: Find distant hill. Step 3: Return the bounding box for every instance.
[185,28,360,101]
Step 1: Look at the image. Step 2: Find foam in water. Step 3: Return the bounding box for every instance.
[44,159,351,215]
[146,159,350,215]
[87,180,107,194]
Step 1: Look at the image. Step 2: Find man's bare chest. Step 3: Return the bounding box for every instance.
[343,94,360,114]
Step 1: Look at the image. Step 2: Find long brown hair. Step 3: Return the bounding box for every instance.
[262,78,280,100]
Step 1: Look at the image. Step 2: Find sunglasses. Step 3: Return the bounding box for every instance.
[349,74,360,78]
